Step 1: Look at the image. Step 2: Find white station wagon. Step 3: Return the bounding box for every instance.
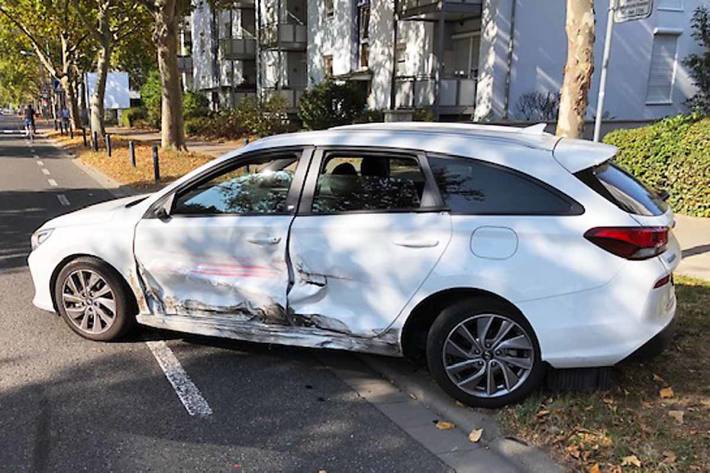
[28,123,680,407]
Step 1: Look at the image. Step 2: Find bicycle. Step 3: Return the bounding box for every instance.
[24,120,34,143]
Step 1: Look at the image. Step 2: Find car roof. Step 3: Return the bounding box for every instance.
[230,122,617,173]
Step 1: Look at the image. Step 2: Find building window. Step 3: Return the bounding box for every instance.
[645,33,680,104]
[325,0,334,17]
[395,42,407,76]
[323,55,334,77]
[357,0,370,68]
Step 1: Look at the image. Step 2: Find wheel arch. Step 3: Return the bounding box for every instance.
[49,253,138,315]
[400,287,527,361]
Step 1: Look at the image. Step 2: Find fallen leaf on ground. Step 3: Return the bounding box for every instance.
[468,428,483,443]
[565,445,581,459]
[536,409,551,419]
[621,455,642,467]
[668,410,684,424]
[652,373,665,383]
[659,386,674,399]
[588,464,601,473]
[435,421,455,430]
[662,450,677,464]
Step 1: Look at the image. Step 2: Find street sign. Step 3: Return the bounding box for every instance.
[614,0,653,23]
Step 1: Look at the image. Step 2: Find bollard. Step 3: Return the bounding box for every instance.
[69,127,74,139]
[128,141,136,167]
[53,119,58,131]
[244,136,249,145]
[92,131,99,152]
[106,134,112,157]
[152,144,160,182]
[59,121,64,135]
[82,128,88,147]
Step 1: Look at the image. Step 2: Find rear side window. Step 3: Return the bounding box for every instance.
[428,156,580,215]
[574,162,668,216]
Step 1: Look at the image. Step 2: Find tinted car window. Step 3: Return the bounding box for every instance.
[574,162,668,216]
[428,156,578,214]
[173,156,297,215]
[312,154,425,213]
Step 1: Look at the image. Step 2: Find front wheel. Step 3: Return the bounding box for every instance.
[54,257,135,341]
[426,298,545,408]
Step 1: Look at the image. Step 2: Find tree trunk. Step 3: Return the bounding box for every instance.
[556,0,596,138]
[154,0,185,150]
[90,43,111,136]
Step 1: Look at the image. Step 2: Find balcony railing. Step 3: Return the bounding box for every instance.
[394,76,476,110]
[398,0,482,19]
[261,23,307,50]
[220,38,257,60]
[177,55,193,74]
[263,87,304,110]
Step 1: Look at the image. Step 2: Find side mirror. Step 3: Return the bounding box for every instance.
[149,194,173,221]
[154,206,171,221]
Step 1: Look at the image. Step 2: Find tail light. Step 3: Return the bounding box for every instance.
[584,226,668,260]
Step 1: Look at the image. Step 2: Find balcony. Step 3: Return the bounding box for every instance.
[263,87,304,110]
[220,38,257,60]
[394,76,476,113]
[398,0,482,21]
[177,55,193,74]
[261,23,307,50]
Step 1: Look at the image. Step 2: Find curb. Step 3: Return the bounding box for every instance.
[359,355,564,473]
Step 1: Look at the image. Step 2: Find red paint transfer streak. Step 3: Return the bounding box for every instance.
[191,264,279,278]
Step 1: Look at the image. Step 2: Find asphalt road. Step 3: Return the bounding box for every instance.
[0,115,451,473]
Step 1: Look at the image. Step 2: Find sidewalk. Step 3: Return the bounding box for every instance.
[674,214,710,281]
[104,126,245,158]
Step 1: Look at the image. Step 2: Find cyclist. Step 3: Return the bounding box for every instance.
[23,104,36,141]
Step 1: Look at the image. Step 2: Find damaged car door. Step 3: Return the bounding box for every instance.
[134,149,307,326]
[287,149,451,345]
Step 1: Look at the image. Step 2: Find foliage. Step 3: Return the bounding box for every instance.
[515,91,561,121]
[298,79,367,130]
[119,107,147,127]
[183,91,210,119]
[413,108,435,122]
[682,6,710,114]
[139,69,162,128]
[185,95,289,139]
[603,114,710,217]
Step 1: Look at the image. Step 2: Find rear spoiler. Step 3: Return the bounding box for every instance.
[552,138,618,173]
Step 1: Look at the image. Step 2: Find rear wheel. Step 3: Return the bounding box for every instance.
[426,297,544,408]
[54,257,134,341]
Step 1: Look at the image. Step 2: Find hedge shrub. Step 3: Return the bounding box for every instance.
[298,79,367,130]
[183,90,210,119]
[603,114,710,217]
[119,107,147,127]
[184,95,289,139]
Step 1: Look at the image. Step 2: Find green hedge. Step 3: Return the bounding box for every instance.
[603,114,710,217]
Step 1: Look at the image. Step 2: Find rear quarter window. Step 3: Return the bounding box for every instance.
[574,162,668,216]
[428,155,582,215]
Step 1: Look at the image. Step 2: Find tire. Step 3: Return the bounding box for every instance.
[54,256,135,341]
[426,297,545,408]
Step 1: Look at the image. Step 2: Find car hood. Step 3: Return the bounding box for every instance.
[42,194,151,229]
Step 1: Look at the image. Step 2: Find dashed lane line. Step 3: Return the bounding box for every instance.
[36,160,44,166]
[47,179,58,187]
[145,341,213,417]
[41,168,50,175]
[56,194,70,207]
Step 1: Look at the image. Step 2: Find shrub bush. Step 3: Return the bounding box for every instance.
[603,114,710,217]
[183,90,210,119]
[298,79,367,130]
[139,70,162,128]
[119,107,147,127]
[184,95,289,139]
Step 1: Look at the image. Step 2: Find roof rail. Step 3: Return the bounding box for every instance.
[522,123,549,135]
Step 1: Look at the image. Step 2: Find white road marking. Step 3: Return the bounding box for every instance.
[47,179,58,187]
[145,341,213,417]
[57,194,70,206]
[41,168,50,175]
[36,160,44,166]
[33,155,40,159]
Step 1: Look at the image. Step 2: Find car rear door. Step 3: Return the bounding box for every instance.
[134,148,310,324]
[286,148,451,338]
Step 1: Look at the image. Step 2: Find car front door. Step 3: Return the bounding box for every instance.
[134,148,309,325]
[287,148,452,339]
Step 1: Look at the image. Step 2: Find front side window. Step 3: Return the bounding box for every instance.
[312,153,425,213]
[428,156,579,215]
[173,154,298,216]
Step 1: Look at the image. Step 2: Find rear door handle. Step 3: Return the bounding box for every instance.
[247,236,281,245]
[393,239,439,248]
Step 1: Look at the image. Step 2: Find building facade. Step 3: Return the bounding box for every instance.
[185,0,705,122]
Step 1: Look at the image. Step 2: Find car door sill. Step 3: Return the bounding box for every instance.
[136,313,402,357]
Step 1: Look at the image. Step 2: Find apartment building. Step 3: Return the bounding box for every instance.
[185,0,704,122]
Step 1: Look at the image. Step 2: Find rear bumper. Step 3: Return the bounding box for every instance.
[621,318,674,363]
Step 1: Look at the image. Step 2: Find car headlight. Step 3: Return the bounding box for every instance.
[31,228,54,250]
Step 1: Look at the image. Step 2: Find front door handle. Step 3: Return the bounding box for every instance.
[393,239,439,248]
[247,236,281,245]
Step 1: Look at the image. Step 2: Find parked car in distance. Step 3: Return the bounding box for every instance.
[28,123,680,407]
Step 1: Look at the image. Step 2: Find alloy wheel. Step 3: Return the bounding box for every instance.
[441,314,534,398]
[61,269,117,335]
